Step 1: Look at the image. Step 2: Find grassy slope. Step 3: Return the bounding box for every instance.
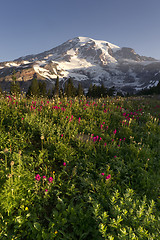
[0,95,160,239]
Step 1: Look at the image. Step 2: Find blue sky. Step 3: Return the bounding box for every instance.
[0,0,160,62]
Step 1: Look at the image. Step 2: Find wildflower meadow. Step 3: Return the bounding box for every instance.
[0,94,160,239]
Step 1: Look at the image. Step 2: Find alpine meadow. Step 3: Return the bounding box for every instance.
[0,92,160,239]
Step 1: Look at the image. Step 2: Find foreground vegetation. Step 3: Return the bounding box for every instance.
[0,94,160,239]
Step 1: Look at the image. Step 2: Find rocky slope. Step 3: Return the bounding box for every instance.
[0,36,160,93]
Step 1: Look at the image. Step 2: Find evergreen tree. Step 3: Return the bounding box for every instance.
[0,83,2,94]
[12,69,16,82]
[10,70,20,95]
[100,83,106,97]
[66,78,72,97]
[27,78,40,97]
[107,86,115,96]
[155,81,160,94]
[77,83,84,97]
[59,88,63,98]
[39,81,47,97]
[64,81,68,96]
[116,91,124,97]
[66,81,72,97]
[51,85,55,98]
[137,80,160,96]
[65,78,76,97]
[87,83,113,98]
[47,89,52,99]
[87,84,98,98]
[87,84,93,97]
[92,84,98,98]
[54,76,59,97]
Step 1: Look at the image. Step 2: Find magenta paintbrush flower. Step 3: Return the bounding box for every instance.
[106,174,111,180]
[48,177,53,183]
[113,129,117,134]
[35,174,41,181]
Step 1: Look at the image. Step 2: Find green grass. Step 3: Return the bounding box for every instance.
[0,94,160,239]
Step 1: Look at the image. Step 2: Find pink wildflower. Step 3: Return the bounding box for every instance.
[35,174,41,181]
[63,162,66,166]
[106,174,111,180]
[48,177,53,183]
[45,189,48,192]
[101,173,105,176]
[113,129,117,134]
[43,176,46,179]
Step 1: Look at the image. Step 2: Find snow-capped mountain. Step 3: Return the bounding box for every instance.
[0,36,160,93]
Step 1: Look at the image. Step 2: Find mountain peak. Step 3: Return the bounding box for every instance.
[0,36,159,94]
[77,36,91,43]
[71,36,121,52]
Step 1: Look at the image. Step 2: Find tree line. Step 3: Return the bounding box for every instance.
[26,77,84,98]
[137,81,160,96]
[0,70,160,97]
[26,77,118,98]
[0,70,118,98]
